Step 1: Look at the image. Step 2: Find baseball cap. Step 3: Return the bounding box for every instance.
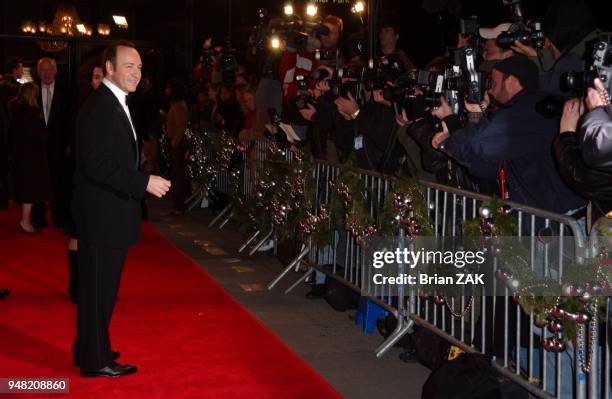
[478,23,513,40]
[491,55,539,91]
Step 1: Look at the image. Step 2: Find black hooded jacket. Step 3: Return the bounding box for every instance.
[537,0,599,96]
[554,131,612,219]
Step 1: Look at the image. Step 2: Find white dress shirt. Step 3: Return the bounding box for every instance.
[102,78,138,142]
[41,81,55,125]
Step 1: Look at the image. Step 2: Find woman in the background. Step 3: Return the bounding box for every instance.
[90,65,103,91]
[189,84,215,126]
[164,78,190,215]
[9,82,52,234]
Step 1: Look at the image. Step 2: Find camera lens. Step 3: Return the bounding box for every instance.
[560,72,579,93]
[496,31,515,49]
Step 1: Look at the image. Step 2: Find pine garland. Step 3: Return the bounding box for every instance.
[465,199,610,347]
[378,176,433,237]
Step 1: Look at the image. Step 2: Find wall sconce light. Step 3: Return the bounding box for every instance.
[112,15,128,28]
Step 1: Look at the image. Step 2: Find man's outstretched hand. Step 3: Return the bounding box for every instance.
[146,175,171,198]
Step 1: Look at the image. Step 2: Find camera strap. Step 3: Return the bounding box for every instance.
[498,162,509,200]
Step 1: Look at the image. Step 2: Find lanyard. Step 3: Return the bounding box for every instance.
[498,162,508,200]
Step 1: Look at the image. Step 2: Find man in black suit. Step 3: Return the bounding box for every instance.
[32,57,72,228]
[72,41,171,378]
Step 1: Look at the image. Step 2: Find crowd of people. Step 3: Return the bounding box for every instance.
[0,0,611,386]
[178,0,612,229]
[164,0,610,272]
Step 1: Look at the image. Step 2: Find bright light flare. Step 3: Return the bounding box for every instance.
[352,1,365,13]
[306,3,318,17]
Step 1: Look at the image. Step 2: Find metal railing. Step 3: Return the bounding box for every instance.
[198,139,609,399]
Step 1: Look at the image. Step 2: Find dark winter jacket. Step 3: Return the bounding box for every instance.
[440,91,585,214]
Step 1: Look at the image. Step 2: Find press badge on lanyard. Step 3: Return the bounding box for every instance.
[354,134,364,150]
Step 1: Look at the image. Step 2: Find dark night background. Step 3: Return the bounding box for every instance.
[1,0,609,88]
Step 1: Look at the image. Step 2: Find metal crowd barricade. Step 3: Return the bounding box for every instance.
[206,138,269,230]
[205,139,301,255]
[197,138,609,398]
[263,158,608,399]
[398,181,609,399]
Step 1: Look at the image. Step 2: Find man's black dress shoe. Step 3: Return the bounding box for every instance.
[0,288,10,299]
[73,351,120,367]
[81,363,137,378]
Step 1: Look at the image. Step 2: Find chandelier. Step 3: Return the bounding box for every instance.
[21,3,111,52]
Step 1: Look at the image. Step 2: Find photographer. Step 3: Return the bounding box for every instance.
[553,84,612,220]
[478,23,515,61]
[296,68,342,161]
[393,57,483,187]
[511,0,600,96]
[330,83,404,174]
[378,22,414,71]
[432,55,585,214]
[279,15,344,98]
[580,78,612,171]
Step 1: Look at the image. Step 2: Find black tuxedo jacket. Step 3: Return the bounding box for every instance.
[38,81,71,162]
[72,84,149,248]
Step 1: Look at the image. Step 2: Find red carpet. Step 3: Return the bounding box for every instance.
[0,205,342,398]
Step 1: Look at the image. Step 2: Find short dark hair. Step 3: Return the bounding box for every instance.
[5,56,23,75]
[102,40,137,76]
[379,21,401,35]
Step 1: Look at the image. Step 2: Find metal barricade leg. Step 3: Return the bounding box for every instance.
[284,267,314,294]
[208,203,232,228]
[184,186,207,212]
[267,243,311,290]
[375,315,415,358]
[218,211,234,230]
[238,230,260,253]
[248,226,274,256]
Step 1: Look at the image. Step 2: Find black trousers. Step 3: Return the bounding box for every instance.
[73,242,127,372]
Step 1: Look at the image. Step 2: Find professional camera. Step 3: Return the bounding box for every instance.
[310,66,332,81]
[361,55,407,91]
[381,77,417,108]
[294,75,316,109]
[496,21,545,50]
[324,68,363,100]
[273,15,329,50]
[379,69,443,109]
[315,48,340,68]
[251,7,330,52]
[535,95,565,118]
[330,80,362,100]
[495,0,544,50]
[561,35,612,97]
[446,46,489,104]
